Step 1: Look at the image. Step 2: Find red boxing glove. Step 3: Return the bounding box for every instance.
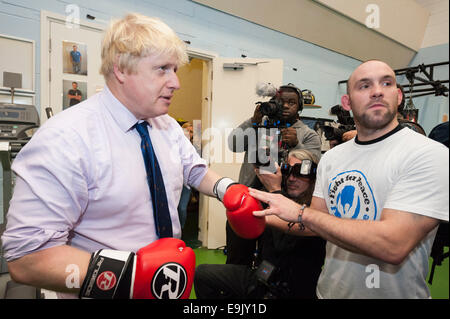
[223,184,265,239]
[79,238,195,299]
[133,238,194,299]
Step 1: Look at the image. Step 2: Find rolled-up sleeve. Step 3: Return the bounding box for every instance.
[1,126,90,261]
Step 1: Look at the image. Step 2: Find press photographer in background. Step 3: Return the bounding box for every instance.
[321,104,356,148]
[194,149,325,299]
[226,83,322,265]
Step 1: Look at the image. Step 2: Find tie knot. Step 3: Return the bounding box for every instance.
[135,121,149,138]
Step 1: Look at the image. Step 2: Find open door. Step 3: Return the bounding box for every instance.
[200,57,283,249]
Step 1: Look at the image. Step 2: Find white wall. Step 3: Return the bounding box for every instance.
[415,0,449,48]
[0,0,362,121]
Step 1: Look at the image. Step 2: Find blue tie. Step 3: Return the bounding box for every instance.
[135,121,173,238]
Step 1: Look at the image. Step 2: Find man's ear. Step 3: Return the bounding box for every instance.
[341,94,352,111]
[112,63,126,84]
[397,87,403,107]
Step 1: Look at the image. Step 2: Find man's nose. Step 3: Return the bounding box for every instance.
[371,84,384,99]
[168,71,180,90]
[287,173,296,181]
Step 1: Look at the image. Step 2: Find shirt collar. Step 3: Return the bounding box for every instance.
[355,124,404,145]
[100,84,140,132]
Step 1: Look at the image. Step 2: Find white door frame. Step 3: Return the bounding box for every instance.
[186,47,217,136]
[184,48,219,247]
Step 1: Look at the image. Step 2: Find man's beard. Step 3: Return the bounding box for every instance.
[354,107,396,130]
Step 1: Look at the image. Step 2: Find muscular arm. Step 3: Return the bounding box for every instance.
[67,91,81,100]
[250,189,440,265]
[8,245,91,293]
[303,197,439,265]
[265,215,317,237]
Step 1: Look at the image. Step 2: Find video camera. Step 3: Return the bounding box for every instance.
[252,83,303,168]
[321,104,355,144]
[257,97,284,124]
[255,82,303,125]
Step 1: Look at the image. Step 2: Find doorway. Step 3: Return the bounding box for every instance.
[169,55,212,249]
[171,54,284,250]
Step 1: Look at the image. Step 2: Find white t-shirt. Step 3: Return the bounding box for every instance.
[313,126,449,299]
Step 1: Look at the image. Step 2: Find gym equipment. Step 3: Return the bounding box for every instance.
[0,101,40,298]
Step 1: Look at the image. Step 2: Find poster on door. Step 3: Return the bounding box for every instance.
[62,41,88,75]
[63,80,87,110]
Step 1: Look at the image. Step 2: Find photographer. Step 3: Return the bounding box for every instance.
[194,150,326,299]
[226,83,322,265]
[321,104,356,148]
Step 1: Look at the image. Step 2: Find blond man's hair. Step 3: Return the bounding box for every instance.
[100,13,188,78]
[286,149,320,205]
[181,122,193,129]
[288,149,319,165]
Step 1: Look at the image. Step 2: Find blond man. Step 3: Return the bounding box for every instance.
[1,13,239,299]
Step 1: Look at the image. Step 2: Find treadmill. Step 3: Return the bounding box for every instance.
[0,102,41,298]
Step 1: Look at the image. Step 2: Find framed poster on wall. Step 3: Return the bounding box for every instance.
[62,41,88,76]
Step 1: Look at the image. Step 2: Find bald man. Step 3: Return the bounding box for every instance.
[249,60,449,298]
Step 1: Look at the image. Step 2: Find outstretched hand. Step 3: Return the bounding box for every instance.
[249,187,302,223]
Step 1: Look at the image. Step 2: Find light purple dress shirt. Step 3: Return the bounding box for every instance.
[2,85,208,261]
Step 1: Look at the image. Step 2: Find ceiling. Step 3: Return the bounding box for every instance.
[193,0,434,68]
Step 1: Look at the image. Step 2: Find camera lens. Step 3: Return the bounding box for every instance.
[259,101,277,117]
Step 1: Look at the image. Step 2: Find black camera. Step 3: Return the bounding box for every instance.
[258,97,284,123]
[322,125,353,143]
[321,105,355,144]
[255,82,303,126]
[253,98,285,169]
[252,83,304,169]
[255,260,291,299]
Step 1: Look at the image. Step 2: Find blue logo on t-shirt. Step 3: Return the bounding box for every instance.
[328,170,377,220]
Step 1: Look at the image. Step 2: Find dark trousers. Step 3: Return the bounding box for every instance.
[194,264,264,299]
[225,221,258,266]
[225,177,266,266]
